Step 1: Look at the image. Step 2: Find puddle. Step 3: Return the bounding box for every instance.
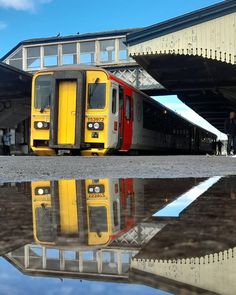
[0,176,236,294]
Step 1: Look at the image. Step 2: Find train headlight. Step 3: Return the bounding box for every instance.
[88,184,105,194]
[89,187,94,193]
[94,186,100,193]
[37,122,43,129]
[87,122,104,130]
[34,121,50,130]
[35,187,50,195]
[94,123,99,130]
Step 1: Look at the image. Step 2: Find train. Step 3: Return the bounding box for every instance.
[31,179,137,247]
[30,65,216,156]
[31,178,202,247]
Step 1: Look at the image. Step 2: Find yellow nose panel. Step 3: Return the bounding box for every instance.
[58,81,77,145]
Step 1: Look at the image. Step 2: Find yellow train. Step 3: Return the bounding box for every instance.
[30,66,216,156]
[31,179,136,247]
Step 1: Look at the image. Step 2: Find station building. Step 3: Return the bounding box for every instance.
[0,29,159,154]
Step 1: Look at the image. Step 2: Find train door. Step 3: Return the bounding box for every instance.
[118,85,124,149]
[58,180,79,234]
[109,82,119,149]
[120,88,133,151]
[120,179,135,229]
[57,81,77,145]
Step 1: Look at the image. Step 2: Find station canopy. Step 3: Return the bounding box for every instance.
[0,61,32,128]
[126,0,236,132]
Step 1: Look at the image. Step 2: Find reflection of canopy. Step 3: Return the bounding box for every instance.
[0,61,32,127]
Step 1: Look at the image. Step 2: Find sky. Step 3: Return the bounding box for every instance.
[154,176,221,217]
[0,257,171,295]
[0,0,227,138]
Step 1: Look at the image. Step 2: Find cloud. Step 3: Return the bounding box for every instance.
[0,0,52,12]
[0,21,7,30]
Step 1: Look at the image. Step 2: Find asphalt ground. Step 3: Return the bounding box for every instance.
[0,155,236,182]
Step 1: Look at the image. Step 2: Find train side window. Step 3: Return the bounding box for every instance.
[126,96,131,120]
[119,86,124,108]
[113,201,119,227]
[112,88,117,114]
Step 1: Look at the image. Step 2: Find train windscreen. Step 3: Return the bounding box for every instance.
[88,83,106,109]
[35,75,52,110]
[35,207,56,242]
[89,206,108,235]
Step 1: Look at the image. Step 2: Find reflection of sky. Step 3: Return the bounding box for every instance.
[0,258,171,295]
[154,176,221,217]
[153,96,227,140]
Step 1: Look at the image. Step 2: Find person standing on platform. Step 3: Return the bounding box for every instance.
[224,111,236,155]
[2,129,11,156]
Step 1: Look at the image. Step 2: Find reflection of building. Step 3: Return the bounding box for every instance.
[7,245,138,281]
[131,176,236,295]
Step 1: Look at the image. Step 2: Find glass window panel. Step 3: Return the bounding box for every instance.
[113,201,118,226]
[62,55,76,65]
[80,41,95,53]
[27,47,40,69]
[88,83,106,109]
[112,88,117,114]
[44,45,58,56]
[27,58,40,69]
[99,39,115,63]
[27,47,40,58]
[80,41,95,65]
[126,96,131,120]
[62,43,77,65]
[89,206,108,232]
[44,45,58,67]
[9,59,23,70]
[35,75,52,109]
[11,49,22,59]
[62,43,76,54]
[119,38,128,61]
[44,56,58,66]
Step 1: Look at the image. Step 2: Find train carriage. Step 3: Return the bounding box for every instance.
[30,65,216,156]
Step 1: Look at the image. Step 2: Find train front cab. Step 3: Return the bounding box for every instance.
[30,68,133,156]
[31,178,136,247]
[31,179,85,245]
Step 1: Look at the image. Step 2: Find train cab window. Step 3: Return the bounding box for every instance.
[35,207,56,242]
[112,88,117,114]
[88,83,106,109]
[35,75,52,110]
[126,96,131,120]
[89,206,108,233]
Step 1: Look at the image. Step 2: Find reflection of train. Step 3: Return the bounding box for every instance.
[30,66,216,156]
[31,179,136,246]
[31,178,203,247]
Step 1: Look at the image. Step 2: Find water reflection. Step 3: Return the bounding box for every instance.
[1,177,236,294]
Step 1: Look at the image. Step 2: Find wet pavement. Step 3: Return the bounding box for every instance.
[1,155,236,181]
[0,176,236,294]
